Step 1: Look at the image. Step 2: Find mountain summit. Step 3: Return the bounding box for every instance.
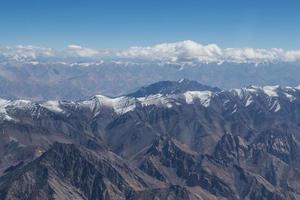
[127,79,221,97]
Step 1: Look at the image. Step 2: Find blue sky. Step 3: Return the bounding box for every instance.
[0,0,299,49]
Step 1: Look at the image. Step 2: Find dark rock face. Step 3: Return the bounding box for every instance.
[1,82,300,199]
[0,143,163,200]
[131,185,199,200]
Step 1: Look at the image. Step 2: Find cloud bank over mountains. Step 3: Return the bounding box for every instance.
[1,40,300,64]
[118,40,300,63]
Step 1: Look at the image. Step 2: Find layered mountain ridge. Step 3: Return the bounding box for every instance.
[1,60,300,100]
[1,79,300,199]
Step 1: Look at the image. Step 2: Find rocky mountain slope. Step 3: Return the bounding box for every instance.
[1,79,300,199]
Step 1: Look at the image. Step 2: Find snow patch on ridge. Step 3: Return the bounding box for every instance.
[41,101,64,113]
[81,91,214,115]
[0,99,14,121]
[283,93,296,102]
[269,100,281,112]
[95,95,137,114]
[0,99,10,114]
[183,91,212,106]
[245,96,254,107]
[262,86,279,97]
[0,99,33,121]
[137,94,174,108]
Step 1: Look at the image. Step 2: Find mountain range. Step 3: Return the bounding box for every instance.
[1,48,300,100]
[1,79,300,199]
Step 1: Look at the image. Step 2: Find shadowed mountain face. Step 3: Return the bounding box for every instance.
[1,80,300,199]
[127,79,221,97]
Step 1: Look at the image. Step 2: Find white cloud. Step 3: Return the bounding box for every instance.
[0,45,56,62]
[118,40,300,64]
[284,51,300,62]
[67,45,99,57]
[1,41,300,64]
[117,40,223,63]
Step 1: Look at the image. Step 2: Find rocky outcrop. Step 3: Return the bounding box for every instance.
[0,143,170,200]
